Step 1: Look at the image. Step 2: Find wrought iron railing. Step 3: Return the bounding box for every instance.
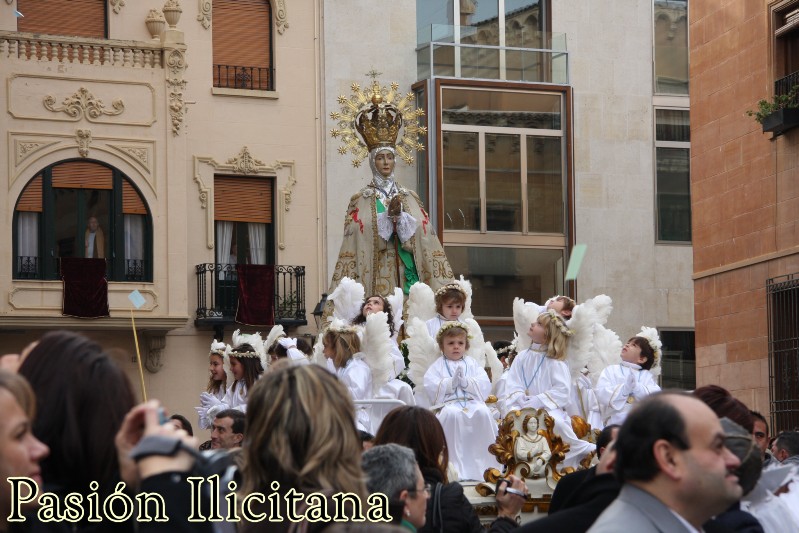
[775,70,799,98]
[125,259,147,282]
[767,273,799,433]
[213,64,273,91]
[15,256,40,279]
[195,263,306,326]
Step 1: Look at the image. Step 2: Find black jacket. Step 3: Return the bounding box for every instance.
[418,468,483,533]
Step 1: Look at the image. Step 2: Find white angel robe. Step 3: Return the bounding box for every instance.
[336,355,373,433]
[501,348,594,470]
[424,355,498,480]
[566,378,603,431]
[195,387,227,430]
[595,362,660,426]
[425,315,464,340]
[222,379,249,413]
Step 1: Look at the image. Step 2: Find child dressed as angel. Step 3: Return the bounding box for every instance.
[423,322,497,481]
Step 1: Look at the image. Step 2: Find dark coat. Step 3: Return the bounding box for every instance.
[548,466,596,514]
[418,468,483,533]
[518,473,620,533]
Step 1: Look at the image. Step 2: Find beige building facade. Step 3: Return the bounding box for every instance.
[0,0,323,421]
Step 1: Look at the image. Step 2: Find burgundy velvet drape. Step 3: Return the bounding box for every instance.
[61,258,109,318]
[235,264,274,326]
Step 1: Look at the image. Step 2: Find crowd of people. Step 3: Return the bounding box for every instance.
[1,295,798,532]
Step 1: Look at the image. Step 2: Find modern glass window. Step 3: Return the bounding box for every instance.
[655,108,691,242]
[659,330,696,390]
[417,0,552,82]
[654,0,689,95]
[440,86,568,320]
[13,160,152,281]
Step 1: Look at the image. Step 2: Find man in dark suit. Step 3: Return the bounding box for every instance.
[548,424,620,514]
[589,392,743,533]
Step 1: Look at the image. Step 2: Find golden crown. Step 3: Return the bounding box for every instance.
[330,80,427,167]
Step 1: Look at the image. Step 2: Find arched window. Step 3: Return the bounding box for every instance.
[13,160,152,282]
[16,0,106,39]
[213,0,274,90]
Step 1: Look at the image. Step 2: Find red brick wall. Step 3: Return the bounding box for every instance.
[690,0,799,417]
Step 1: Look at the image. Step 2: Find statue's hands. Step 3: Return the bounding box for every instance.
[387,195,403,220]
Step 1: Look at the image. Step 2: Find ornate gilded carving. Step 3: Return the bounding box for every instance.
[274,0,288,34]
[227,147,266,175]
[197,0,211,29]
[76,129,92,157]
[487,408,574,484]
[109,0,125,14]
[43,87,124,122]
[167,78,187,136]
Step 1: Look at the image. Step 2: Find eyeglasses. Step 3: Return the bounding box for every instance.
[408,483,432,496]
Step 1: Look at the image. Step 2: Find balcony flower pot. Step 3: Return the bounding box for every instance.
[162,0,182,28]
[761,108,799,135]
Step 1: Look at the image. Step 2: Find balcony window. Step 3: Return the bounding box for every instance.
[213,0,274,91]
[13,160,152,282]
[17,0,106,39]
[773,1,799,100]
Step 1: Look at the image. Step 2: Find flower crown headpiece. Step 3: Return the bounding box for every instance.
[326,324,360,335]
[637,326,662,367]
[495,340,517,356]
[435,282,467,299]
[544,309,574,337]
[435,321,472,343]
[209,339,226,356]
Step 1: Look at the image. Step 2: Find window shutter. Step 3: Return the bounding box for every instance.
[213,0,272,88]
[17,0,106,39]
[122,180,147,215]
[17,175,43,212]
[52,161,113,189]
[214,176,272,224]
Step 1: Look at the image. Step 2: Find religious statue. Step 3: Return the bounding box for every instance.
[327,80,453,304]
[514,413,552,477]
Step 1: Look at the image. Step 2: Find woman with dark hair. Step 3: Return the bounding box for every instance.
[373,406,526,533]
[18,330,136,532]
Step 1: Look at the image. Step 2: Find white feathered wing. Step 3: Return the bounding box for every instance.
[405,317,439,388]
[386,287,404,341]
[361,311,394,395]
[407,282,436,322]
[513,298,539,352]
[456,276,474,320]
[328,277,365,323]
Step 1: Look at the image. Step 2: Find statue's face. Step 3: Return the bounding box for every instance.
[374,151,395,178]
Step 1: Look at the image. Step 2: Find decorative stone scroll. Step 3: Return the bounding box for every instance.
[76,129,92,157]
[43,87,125,122]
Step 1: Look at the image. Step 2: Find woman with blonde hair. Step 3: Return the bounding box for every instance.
[0,370,49,532]
[240,364,368,531]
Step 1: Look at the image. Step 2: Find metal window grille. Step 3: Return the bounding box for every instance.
[767,273,799,432]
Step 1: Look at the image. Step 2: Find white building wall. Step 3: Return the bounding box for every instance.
[553,0,694,338]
